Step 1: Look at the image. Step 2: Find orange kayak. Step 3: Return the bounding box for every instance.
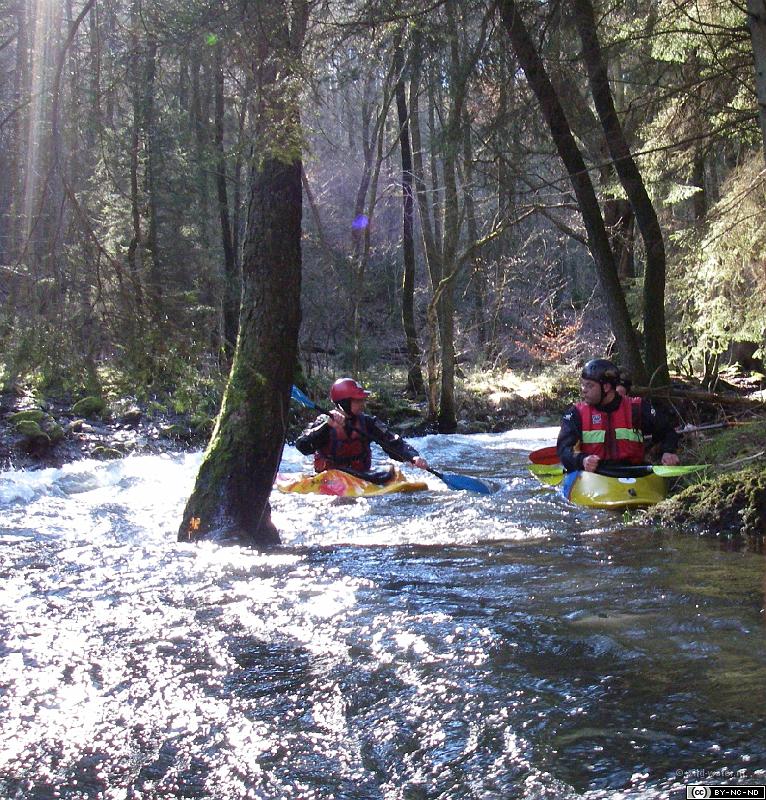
[276,468,429,498]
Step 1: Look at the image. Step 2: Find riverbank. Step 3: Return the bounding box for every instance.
[645,418,766,542]
[0,389,213,470]
[0,365,571,471]
[3,368,766,541]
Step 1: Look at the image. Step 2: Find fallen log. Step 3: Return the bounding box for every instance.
[632,385,766,408]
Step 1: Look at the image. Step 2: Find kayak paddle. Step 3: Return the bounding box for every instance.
[290,385,492,494]
[290,384,323,411]
[528,462,708,479]
[528,446,560,465]
[421,466,491,494]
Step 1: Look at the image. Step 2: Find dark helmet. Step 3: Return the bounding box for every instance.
[581,358,621,386]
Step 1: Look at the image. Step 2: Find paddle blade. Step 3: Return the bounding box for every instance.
[527,464,565,487]
[291,385,319,410]
[529,446,560,465]
[529,462,707,480]
[652,464,708,477]
[528,463,564,477]
[437,471,492,494]
[598,463,708,478]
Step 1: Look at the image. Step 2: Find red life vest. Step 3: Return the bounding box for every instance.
[575,396,645,464]
[314,419,371,473]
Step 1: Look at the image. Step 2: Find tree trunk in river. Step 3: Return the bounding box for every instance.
[178,156,302,547]
[178,0,306,547]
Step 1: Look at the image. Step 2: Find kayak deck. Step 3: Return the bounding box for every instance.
[528,452,667,508]
[559,469,667,508]
[276,468,429,498]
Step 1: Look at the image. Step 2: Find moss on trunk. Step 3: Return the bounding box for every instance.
[178,152,302,547]
[177,1,306,547]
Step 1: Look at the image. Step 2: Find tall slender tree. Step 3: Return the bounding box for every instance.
[497,0,647,381]
[213,38,239,362]
[571,0,669,383]
[749,0,766,163]
[394,28,425,397]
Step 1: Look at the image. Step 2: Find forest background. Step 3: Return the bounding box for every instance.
[2,0,766,541]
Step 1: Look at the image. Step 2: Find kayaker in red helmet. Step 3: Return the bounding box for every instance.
[557,358,681,473]
[295,378,429,478]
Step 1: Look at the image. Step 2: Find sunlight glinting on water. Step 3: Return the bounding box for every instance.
[1,429,764,799]
[273,427,564,546]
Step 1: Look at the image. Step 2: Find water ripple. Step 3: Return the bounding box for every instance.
[0,432,764,798]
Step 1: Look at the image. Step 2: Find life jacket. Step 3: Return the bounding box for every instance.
[314,418,371,473]
[575,396,645,465]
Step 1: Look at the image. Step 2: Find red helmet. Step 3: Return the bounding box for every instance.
[330,378,370,404]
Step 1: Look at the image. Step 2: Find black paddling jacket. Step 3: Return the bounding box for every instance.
[557,395,680,472]
[295,413,419,473]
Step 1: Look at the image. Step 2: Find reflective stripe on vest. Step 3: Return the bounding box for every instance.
[581,428,643,443]
[576,396,645,464]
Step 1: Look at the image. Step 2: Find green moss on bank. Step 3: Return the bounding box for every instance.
[647,466,766,538]
[648,419,766,538]
[71,396,107,418]
[687,419,766,466]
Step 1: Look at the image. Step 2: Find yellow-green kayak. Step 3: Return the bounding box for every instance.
[530,466,667,508]
[563,470,666,508]
[276,468,429,498]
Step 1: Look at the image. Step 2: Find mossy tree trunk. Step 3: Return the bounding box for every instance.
[178,0,306,547]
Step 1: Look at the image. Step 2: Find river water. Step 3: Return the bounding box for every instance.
[1,427,764,800]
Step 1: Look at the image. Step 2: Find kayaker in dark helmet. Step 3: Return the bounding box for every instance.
[295,378,429,478]
[557,358,681,473]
